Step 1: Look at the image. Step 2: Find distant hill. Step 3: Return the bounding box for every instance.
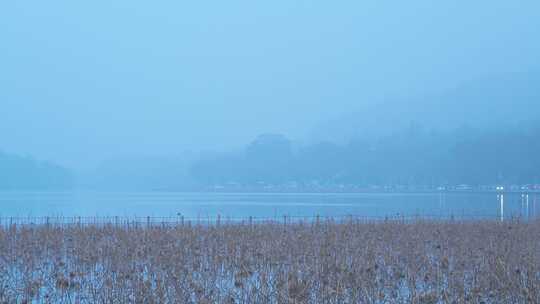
[190,70,540,187]
[0,151,74,190]
[311,70,540,143]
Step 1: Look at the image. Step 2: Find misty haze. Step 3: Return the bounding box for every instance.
[1,0,540,302]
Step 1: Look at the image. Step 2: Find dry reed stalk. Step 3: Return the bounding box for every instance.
[0,218,538,303]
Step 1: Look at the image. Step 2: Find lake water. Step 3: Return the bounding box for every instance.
[1,191,538,221]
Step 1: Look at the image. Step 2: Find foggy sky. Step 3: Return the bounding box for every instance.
[1,0,539,169]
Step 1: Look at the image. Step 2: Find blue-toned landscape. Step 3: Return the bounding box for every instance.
[1,0,540,302]
[0,191,537,221]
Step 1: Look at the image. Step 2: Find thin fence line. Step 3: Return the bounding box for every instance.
[0,214,504,221]
[0,214,525,227]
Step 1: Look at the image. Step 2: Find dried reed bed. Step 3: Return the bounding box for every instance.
[0,218,539,303]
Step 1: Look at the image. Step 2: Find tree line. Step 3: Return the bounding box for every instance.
[0,151,73,190]
[191,122,540,187]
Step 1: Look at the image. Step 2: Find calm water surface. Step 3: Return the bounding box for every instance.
[1,191,538,220]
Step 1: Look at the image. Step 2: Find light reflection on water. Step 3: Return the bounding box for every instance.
[0,191,538,220]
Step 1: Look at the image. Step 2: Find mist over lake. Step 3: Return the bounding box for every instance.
[1,191,538,221]
[2,1,540,302]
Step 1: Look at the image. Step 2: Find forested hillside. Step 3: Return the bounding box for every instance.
[0,151,73,190]
[192,123,540,187]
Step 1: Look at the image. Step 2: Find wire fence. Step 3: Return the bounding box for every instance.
[0,213,521,228]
